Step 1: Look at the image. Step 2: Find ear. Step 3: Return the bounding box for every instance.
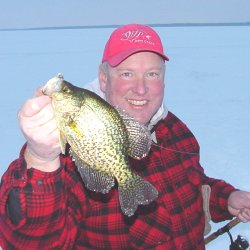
[98,65,108,93]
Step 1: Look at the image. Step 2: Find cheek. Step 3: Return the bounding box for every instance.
[105,83,125,105]
[150,83,164,99]
[109,82,128,99]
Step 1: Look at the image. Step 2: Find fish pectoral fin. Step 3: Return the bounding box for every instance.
[70,149,115,194]
[115,108,151,160]
[67,117,84,137]
[118,174,158,217]
[59,131,67,154]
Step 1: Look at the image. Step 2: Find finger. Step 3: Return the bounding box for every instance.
[33,86,44,97]
[238,208,250,222]
[29,116,58,140]
[18,95,52,118]
[26,121,61,160]
[19,107,57,139]
[237,214,248,223]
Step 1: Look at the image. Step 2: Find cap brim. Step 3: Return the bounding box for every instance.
[106,48,169,67]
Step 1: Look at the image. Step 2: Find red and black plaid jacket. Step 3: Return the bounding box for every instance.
[0,112,236,249]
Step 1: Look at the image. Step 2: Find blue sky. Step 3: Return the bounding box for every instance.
[1,0,250,29]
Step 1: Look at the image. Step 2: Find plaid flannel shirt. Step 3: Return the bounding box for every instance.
[0,111,236,249]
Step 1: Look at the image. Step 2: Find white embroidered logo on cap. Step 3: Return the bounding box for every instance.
[121,30,155,46]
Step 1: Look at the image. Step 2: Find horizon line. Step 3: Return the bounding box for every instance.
[1,21,250,32]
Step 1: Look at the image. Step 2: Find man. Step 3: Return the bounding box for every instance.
[0,24,249,249]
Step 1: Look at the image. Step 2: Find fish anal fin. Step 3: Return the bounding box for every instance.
[70,150,115,194]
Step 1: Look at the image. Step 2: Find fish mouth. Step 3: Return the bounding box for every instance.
[42,85,48,95]
[42,85,50,96]
[42,74,64,95]
[127,99,148,106]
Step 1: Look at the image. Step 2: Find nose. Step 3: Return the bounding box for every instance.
[133,77,148,95]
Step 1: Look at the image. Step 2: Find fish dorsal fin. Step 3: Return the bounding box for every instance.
[115,108,151,160]
[70,149,115,194]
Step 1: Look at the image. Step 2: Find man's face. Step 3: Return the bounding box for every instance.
[99,52,165,125]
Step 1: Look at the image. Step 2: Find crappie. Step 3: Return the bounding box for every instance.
[42,74,158,216]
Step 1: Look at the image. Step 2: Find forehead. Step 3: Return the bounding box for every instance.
[113,52,165,69]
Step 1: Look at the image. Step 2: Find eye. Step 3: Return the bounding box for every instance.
[146,71,163,79]
[121,72,132,78]
[62,85,70,92]
[148,72,159,77]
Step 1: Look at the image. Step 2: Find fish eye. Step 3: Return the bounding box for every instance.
[62,85,70,92]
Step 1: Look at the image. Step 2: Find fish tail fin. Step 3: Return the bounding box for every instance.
[118,175,158,217]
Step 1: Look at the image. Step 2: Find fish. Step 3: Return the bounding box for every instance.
[42,73,158,217]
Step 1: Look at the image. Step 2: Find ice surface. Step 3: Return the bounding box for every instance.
[0,25,249,249]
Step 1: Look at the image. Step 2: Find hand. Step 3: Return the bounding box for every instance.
[228,190,250,222]
[18,88,61,172]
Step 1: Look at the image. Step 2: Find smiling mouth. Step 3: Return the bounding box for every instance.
[127,99,148,106]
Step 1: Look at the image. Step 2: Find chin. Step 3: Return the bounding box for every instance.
[126,108,151,124]
[133,116,149,125]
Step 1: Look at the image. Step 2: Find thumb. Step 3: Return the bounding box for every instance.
[33,86,44,97]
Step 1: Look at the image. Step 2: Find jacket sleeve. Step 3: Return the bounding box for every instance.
[0,144,88,249]
[203,173,237,223]
[188,153,236,223]
[189,147,236,223]
[176,114,237,223]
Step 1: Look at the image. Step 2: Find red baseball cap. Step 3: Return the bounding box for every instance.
[102,24,169,67]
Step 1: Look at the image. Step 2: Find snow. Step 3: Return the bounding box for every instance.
[0,25,249,249]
